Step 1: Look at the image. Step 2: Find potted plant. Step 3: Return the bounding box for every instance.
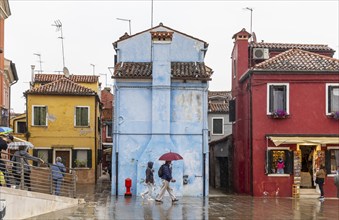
[75,159,87,168]
[272,109,287,119]
[330,111,339,120]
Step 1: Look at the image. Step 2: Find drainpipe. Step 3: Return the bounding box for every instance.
[94,95,98,183]
[248,73,253,195]
[113,83,120,196]
[202,86,208,197]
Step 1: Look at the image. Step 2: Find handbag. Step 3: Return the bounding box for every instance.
[315,177,319,184]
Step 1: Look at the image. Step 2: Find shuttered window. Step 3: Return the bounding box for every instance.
[75,106,89,127]
[33,106,47,126]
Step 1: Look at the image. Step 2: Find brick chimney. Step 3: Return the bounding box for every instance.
[231,28,251,95]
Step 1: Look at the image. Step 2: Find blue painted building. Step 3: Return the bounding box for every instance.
[112,23,213,197]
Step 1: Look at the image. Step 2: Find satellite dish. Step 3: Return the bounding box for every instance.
[63,67,70,77]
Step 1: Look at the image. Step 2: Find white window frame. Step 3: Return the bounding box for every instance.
[325,83,339,115]
[212,117,224,135]
[32,105,48,126]
[326,146,339,176]
[267,147,291,177]
[74,106,90,127]
[73,148,91,169]
[267,83,290,115]
[106,124,112,138]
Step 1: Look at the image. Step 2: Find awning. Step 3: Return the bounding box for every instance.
[268,136,339,146]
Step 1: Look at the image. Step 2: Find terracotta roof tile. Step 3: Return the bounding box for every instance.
[171,62,212,80]
[113,62,213,80]
[254,49,339,71]
[208,91,232,113]
[34,74,99,83]
[25,77,97,96]
[113,62,152,79]
[250,42,334,52]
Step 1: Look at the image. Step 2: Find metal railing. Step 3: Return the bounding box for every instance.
[0,152,77,198]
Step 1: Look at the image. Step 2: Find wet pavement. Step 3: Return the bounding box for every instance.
[27,175,339,220]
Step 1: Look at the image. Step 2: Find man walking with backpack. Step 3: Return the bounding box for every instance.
[155,160,178,203]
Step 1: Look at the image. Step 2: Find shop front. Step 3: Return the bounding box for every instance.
[266,136,339,198]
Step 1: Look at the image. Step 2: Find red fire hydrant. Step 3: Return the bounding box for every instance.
[124,178,132,197]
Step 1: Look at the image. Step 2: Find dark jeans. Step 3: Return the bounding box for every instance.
[317,178,325,197]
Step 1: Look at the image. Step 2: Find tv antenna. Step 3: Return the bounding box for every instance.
[52,19,66,69]
[243,7,253,39]
[116,18,131,35]
[33,53,43,73]
[90,64,95,75]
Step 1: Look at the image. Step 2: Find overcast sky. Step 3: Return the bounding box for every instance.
[5,0,339,113]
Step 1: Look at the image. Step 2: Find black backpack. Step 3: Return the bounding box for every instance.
[158,164,164,177]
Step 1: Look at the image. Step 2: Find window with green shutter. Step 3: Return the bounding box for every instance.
[33,106,47,126]
[75,106,89,127]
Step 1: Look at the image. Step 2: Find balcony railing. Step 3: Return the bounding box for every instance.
[0,152,77,198]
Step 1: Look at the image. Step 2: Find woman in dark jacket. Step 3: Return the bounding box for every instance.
[140,161,154,200]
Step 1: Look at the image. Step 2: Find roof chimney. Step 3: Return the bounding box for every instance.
[31,65,35,88]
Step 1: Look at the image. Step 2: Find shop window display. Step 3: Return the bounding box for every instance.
[266,149,293,174]
[327,149,339,174]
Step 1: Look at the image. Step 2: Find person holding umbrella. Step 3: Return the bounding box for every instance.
[155,160,179,203]
[11,145,44,190]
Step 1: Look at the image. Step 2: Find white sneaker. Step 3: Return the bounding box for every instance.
[148,198,154,201]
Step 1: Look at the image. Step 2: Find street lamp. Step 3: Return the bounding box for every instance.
[116,18,131,35]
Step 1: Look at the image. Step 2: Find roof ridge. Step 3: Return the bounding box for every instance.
[26,77,97,95]
[255,48,339,71]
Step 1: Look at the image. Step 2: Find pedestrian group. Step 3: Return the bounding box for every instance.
[141,160,178,203]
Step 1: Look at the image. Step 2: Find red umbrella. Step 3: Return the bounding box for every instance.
[159,152,183,161]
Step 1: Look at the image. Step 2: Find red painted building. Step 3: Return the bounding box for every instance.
[231,29,339,197]
[101,87,113,172]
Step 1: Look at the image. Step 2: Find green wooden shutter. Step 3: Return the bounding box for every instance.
[47,149,53,164]
[266,150,273,174]
[269,85,273,112]
[72,149,77,168]
[87,150,92,168]
[282,85,287,111]
[328,86,332,112]
[41,107,47,125]
[82,108,88,126]
[229,100,236,122]
[33,149,38,166]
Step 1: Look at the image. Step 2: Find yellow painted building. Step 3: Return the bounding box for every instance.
[24,74,101,183]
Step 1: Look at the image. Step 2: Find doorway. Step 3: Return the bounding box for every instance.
[55,150,70,171]
[299,145,316,188]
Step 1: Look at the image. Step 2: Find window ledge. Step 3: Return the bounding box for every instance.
[74,167,90,170]
[267,174,290,177]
